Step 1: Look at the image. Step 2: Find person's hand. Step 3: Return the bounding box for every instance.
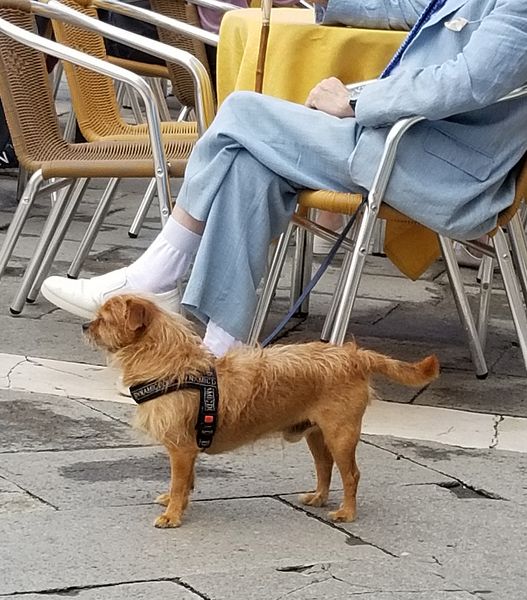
[305,77,354,118]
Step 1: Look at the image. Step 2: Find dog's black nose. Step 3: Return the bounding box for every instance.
[82,322,91,332]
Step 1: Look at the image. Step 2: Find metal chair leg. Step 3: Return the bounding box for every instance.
[328,201,373,345]
[507,212,527,305]
[439,236,488,378]
[149,77,171,122]
[290,213,313,316]
[15,166,30,203]
[477,254,495,351]
[66,178,118,279]
[371,218,386,256]
[9,182,79,314]
[52,60,64,99]
[178,106,192,122]
[320,212,362,341]
[0,170,44,279]
[128,178,156,238]
[126,85,145,124]
[321,248,354,342]
[492,228,527,372]
[27,179,89,302]
[246,221,296,345]
[62,108,77,142]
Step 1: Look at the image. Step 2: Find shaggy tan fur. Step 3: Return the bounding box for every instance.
[85,294,440,529]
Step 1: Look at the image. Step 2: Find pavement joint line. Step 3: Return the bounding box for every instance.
[273,495,399,559]
[73,396,132,426]
[489,414,505,448]
[0,442,154,455]
[176,579,212,600]
[0,577,207,598]
[0,474,59,511]
[371,301,399,325]
[360,438,507,502]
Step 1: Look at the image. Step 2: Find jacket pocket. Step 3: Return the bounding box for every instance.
[423,127,493,181]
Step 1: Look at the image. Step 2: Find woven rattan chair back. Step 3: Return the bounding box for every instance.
[51,0,198,141]
[149,0,214,109]
[51,0,131,140]
[0,0,70,171]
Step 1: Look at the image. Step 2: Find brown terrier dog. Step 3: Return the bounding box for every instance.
[85,294,439,529]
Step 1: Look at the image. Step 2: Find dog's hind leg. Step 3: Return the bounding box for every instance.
[300,427,333,507]
[154,445,197,528]
[317,421,361,523]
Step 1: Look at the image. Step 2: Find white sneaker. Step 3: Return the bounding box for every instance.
[41,268,180,319]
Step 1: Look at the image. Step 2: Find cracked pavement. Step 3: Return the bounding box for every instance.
[1,174,527,600]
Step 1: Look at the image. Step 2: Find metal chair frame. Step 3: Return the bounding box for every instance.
[248,83,527,377]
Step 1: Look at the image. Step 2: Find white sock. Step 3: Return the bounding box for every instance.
[203,320,243,357]
[126,217,201,293]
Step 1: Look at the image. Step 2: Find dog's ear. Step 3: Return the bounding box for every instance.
[125,297,154,332]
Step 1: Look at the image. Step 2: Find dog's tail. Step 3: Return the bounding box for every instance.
[356,348,439,387]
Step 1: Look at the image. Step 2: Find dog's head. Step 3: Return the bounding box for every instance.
[83,294,162,353]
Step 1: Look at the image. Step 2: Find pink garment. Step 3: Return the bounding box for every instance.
[197,0,298,34]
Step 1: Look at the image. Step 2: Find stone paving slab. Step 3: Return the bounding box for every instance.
[0,438,445,511]
[0,311,100,363]
[2,582,201,600]
[0,475,53,515]
[367,436,527,505]
[0,499,385,595]
[0,389,145,452]
[182,561,470,600]
[283,457,527,600]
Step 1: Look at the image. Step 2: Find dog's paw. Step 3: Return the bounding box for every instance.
[299,491,328,507]
[328,508,356,523]
[155,493,170,506]
[154,513,182,528]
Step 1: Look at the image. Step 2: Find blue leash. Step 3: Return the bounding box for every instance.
[261,197,368,347]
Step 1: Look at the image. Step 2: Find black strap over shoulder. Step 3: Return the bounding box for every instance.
[129,369,219,449]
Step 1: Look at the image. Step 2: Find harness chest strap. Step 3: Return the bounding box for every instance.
[129,369,219,449]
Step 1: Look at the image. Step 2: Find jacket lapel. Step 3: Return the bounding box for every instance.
[425,0,470,29]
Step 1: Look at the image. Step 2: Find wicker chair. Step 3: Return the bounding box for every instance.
[248,94,527,378]
[49,0,221,241]
[0,0,212,313]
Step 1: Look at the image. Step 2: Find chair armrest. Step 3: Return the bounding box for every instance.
[186,0,241,14]
[0,9,172,214]
[40,0,215,133]
[367,83,527,210]
[93,0,219,46]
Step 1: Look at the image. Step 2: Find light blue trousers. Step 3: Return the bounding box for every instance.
[178,91,365,340]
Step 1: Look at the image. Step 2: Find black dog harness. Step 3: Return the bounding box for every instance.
[129,369,219,449]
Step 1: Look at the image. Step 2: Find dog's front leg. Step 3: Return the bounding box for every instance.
[155,471,195,507]
[154,445,197,529]
[300,427,334,507]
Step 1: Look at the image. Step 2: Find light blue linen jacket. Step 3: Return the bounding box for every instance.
[318,0,527,239]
